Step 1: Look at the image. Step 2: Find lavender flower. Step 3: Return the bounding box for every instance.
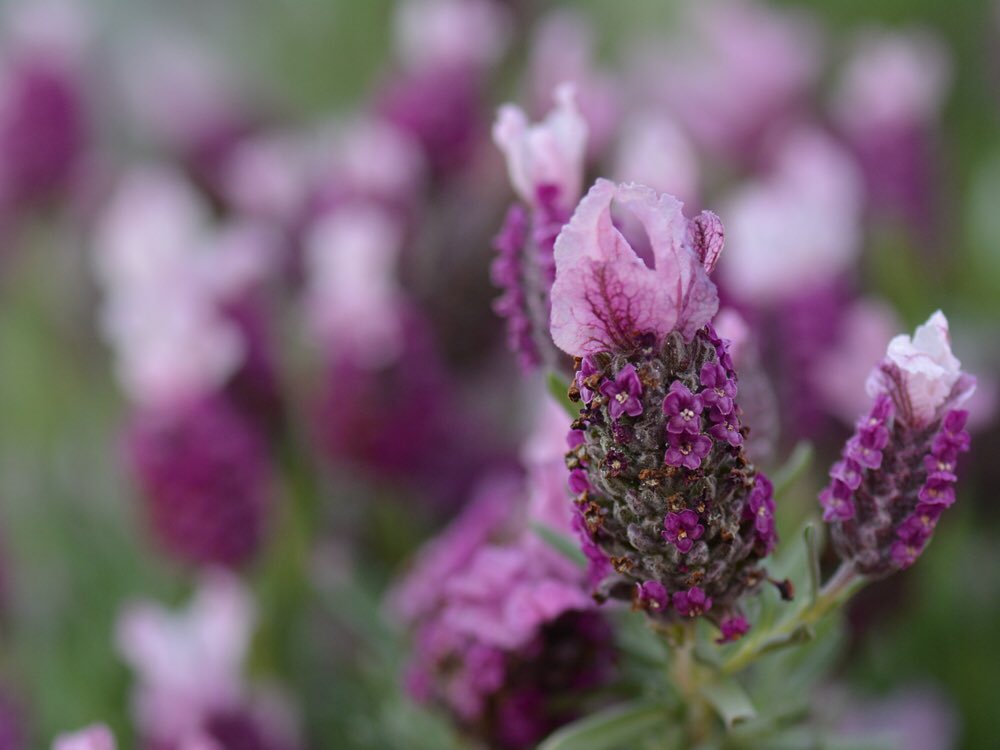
[491,86,589,369]
[555,179,776,638]
[391,473,615,750]
[116,571,299,750]
[126,396,271,569]
[820,312,975,576]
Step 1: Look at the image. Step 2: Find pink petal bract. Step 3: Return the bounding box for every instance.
[550,179,719,356]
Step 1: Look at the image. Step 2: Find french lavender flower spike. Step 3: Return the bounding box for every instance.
[820,310,974,579]
[554,179,782,643]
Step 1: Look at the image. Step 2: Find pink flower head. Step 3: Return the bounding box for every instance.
[832,28,950,137]
[94,166,276,409]
[493,83,588,212]
[720,129,864,305]
[812,300,902,424]
[522,396,577,534]
[613,112,700,208]
[866,311,975,428]
[303,206,406,367]
[637,0,821,158]
[549,179,720,356]
[116,570,255,743]
[52,725,116,750]
[393,0,511,73]
[528,9,620,158]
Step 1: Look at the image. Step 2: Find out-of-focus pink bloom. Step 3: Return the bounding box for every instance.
[117,571,254,743]
[119,33,254,190]
[613,112,700,208]
[824,684,958,750]
[116,573,298,750]
[0,689,26,750]
[712,308,750,364]
[313,118,426,210]
[493,84,588,213]
[832,28,950,234]
[527,10,620,158]
[720,129,864,306]
[393,0,510,73]
[303,207,405,367]
[389,476,518,624]
[0,0,89,210]
[522,396,576,534]
[94,166,276,409]
[52,725,115,750]
[812,300,902,424]
[550,179,718,356]
[636,0,820,159]
[867,311,974,428]
[833,29,950,139]
[391,471,614,749]
[221,134,310,225]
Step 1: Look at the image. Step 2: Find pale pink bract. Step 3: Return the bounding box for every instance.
[867,310,975,427]
[549,179,719,356]
[52,725,115,750]
[493,83,588,212]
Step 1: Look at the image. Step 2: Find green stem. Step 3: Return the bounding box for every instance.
[666,621,712,743]
[721,563,865,675]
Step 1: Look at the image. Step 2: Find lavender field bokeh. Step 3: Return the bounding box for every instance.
[0,0,999,748]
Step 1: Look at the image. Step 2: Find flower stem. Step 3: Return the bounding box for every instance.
[720,563,865,675]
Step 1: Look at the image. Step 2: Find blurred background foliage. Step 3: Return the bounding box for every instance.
[0,0,998,748]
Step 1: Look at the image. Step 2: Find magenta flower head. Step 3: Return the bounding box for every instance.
[820,311,975,577]
[391,474,615,749]
[555,179,775,638]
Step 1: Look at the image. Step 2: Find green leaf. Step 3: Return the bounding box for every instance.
[771,441,814,499]
[537,700,671,750]
[803,524,822,606]
[531,522,587,568]
[700,676,757,728]
[547,371,579,418]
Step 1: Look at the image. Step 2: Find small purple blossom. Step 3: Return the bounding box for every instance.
[708,413,743,447]
[664,430,713,470]
[672,586,712,617]
[599,364,644,420]
[699,362,737,416]
[820,480,855,522]
[917,474,956,507]
[662,381,704,434]
[635,581,669,612]
[575,356,601,404]
[716,616,750,644]
[662,510,705,554]
[744,474,777,554]
[568,468,590,495]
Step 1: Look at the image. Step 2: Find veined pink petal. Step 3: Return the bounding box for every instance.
[550,179,719,355]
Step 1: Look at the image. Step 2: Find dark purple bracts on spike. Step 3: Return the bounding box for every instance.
[566,326,775,635]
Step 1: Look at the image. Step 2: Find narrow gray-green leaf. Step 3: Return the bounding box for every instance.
[771,441,814,499]
[537,700,670,750]
[700,676,757,728]
[547,371,579,418]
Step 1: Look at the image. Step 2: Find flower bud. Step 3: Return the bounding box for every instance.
[820,311,975,576]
